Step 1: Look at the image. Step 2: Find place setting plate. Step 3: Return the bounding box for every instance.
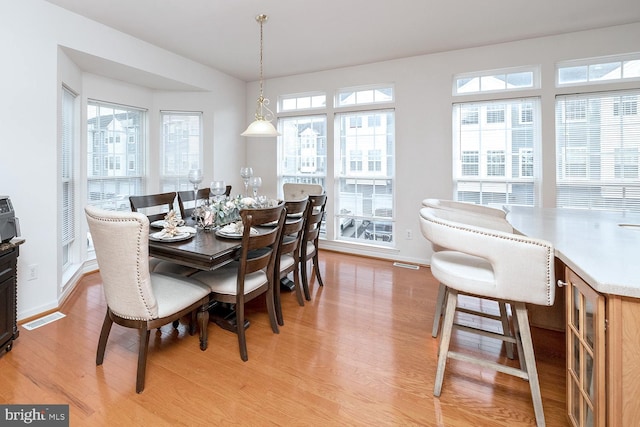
[149,231,193,242]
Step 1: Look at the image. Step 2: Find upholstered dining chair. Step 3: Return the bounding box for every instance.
[422,198,514,358]
[282,182,324,201]
[191,202,286,361]
[274,198,309,326]
[178,186,232,219]
[299,194,327,300]
[419,207,555,427]
[130,191,196,276]
[84,206,211,393]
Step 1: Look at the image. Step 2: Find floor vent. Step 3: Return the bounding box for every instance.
[22,312,66,331]
[393,262,420,270]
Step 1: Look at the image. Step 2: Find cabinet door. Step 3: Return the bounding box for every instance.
[565,267,605,427]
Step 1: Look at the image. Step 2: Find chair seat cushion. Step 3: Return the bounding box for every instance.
[152,260,198,276]
[280,253,295,270]
[430,251,497,298]
[192,262,268,295]
[304,241,316,256]
[150,272,211,319]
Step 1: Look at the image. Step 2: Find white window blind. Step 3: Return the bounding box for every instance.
[61,86,76,267]
[86,101,146,212]
[453,98,540,206]
[160,111,202,192]
[556,90,640,212]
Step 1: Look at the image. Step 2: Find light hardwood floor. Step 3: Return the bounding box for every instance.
[1,251,568,426]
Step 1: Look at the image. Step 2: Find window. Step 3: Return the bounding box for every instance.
[61,86,76,268]
[454,66,540,95]
[453,98,541,206]
[336,109,395,245]
[279,92,326,112]
[556,90,640,212]
[335,85,394,107]
[86,100,146,214]
[278,115,327,187]
[160,111,202,191]
[557,53,640,86]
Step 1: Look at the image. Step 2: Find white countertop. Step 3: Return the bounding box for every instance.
[506,206,640,298]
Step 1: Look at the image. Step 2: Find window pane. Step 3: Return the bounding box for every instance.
[336,86,394,107]
[87,101,145,212]
[556,90,640,212]
[336,110,395,245]
[160,112,202,192]
[559,65,588,85]
[453,98,540,206]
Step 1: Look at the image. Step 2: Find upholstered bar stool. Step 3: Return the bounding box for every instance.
[419,207,555,427]
[422,199,515,360]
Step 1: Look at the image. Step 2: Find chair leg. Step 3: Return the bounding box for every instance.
[499,302,515,359]
[136,325,151,393]
[312,251,324,287]
[275,274,284,327]
[432,283,447,338]
[96,310,113,365]
[236,300,248,362]
[513,302,546,427]
[434,290,458,397]
[300,258,311,301]
[266,282,280,334]
[197,305,210,351]
[293,266,304,307]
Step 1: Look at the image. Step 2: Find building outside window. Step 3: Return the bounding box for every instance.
[86,100,145,214]
[453,98,540,206]
[159,111,202,191]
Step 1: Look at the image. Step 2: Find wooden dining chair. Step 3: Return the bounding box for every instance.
[129,192,177,222]
[85,206,211,393]
[129,191,197,276]
[177,186,232,219]
[299,194,327,300]
[191,202,286,361]
[274,198,309,326]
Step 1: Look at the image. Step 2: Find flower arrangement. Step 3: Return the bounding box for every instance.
[195,195,274,230]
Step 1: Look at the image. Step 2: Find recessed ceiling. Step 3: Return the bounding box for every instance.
[47,0,640,82]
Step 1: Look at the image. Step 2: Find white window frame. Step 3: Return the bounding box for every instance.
[159,111,203,192]
[557,53,640,87]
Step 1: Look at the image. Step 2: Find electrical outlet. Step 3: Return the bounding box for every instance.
[27,264,38,281]
[405,229,413,240]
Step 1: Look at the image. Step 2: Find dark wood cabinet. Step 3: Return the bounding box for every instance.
[0,240,22,355]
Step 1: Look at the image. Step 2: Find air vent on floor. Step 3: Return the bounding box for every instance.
[22,312,66,330]
[393,262,420,270]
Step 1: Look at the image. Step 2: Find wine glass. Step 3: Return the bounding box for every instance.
[188,168,203,207]
[240,166,253,196]
[249,176,262,198]
[210,180,226,203]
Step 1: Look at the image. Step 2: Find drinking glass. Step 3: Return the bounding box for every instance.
[188,168,204,206]
[249,176,262,198]
[210,180,226,203]
[240,166,253,196]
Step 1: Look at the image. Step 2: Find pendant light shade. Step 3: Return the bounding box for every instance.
[242,14,281,137]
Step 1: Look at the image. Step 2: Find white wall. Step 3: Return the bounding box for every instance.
[1,0,246,320]
[247,22,640,265]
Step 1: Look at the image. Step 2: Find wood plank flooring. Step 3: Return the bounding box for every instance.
[0,251,568,426]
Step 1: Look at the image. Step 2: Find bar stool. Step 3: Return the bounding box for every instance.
[419,207,555,427]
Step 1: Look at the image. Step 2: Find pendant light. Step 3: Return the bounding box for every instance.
[241,14,280,137]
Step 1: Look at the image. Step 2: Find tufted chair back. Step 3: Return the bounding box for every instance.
[283,183,324,201]
[85,205,158,320]
[419,206,555,306]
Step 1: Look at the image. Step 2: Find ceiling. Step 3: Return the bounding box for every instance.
[47,0,640,83]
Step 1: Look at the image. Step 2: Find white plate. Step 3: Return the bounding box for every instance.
[149,231,193,242]
[215,227,259,239]
[151,219,185,229]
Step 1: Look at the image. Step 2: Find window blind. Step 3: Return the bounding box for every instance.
[61,87,76,266]
[556,90,640,212]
